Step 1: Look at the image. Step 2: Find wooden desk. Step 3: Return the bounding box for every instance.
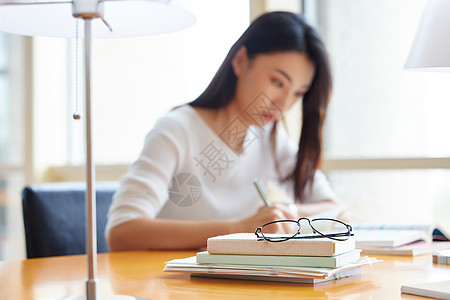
[1,250,449,299]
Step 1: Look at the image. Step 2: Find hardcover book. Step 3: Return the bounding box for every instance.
[196,249,362,268]
[206,233,355,257]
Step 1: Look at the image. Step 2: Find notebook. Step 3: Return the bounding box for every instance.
[190,268,362,284]
[164,256,378,280]
[401,280,450,299]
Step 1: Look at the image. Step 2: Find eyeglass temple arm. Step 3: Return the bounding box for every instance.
[255,227,262,236]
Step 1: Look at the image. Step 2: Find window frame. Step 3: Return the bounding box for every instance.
[302,0,450,173]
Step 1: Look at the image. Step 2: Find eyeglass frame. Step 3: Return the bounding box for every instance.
[254,217,353,242]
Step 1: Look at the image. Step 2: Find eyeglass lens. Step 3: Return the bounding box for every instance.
[260,218,350,241]
[260,220,300,238]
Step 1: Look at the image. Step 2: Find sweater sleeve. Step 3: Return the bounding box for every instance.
[105,114,187,234]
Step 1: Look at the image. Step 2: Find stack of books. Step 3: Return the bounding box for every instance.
[163,233,378,284]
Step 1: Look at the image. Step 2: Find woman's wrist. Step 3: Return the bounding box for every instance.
[228,219,243,234]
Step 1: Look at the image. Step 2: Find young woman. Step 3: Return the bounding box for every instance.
[106,11,343,251]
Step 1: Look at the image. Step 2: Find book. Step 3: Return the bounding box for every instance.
[360,241,450,256]
[401,280,450,299]
[163,255,378,280]
[196,249,362,268]
[190,267,362,284]
[353,222,449,248]
[433,249,450,265]
[207,233,355,257]
[355,229,430,248]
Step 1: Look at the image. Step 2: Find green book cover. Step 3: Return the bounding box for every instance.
[196,249,361,268]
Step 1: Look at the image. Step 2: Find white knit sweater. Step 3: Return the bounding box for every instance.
[105,105,338,235]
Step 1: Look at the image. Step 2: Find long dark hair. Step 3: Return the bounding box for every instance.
[190,12,332,202]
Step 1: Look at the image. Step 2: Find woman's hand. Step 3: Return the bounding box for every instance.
[233,204,297,234]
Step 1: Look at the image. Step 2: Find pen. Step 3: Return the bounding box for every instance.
[253,177,271,206]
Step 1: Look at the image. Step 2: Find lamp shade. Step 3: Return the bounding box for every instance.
[0,0,195,38]
[404,0,450,71]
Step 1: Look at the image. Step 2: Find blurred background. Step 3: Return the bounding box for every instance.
[1,0,449,260]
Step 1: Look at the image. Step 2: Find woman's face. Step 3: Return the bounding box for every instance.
[231,47,315,127]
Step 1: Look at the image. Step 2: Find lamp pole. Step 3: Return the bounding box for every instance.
[72,1,103,298]
[83,18,97,300]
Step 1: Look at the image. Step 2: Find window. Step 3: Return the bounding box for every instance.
[304,0,450,231]
[0,33,29,260]
[0,33,12,165]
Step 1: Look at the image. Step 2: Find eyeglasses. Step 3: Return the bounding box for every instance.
[255,217,353,242]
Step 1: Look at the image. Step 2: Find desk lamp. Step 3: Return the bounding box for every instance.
[404,0,450,71]
[0,0,194,299]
